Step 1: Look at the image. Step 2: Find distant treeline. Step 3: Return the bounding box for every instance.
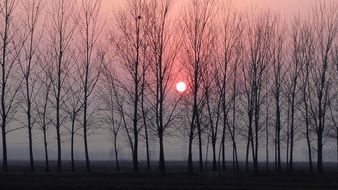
[0,0,337,175]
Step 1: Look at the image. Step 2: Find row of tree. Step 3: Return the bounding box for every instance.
[0,0,337,175]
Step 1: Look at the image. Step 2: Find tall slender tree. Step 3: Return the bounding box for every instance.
[113,0,149,171]
[145,0,182,174]
[182,0,216,174]
[0,0,25,172]
[46,0,76,171]
[77,0,104,172]
[20,0,43,172]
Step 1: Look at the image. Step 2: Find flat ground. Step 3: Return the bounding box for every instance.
[1,161,338,190]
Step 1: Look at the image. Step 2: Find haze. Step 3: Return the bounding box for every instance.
[1,0,337,165]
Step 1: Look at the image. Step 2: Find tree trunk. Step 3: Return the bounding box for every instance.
[276,102,281,172]
[197,113,203,171]
[56,123,61,171]
[159,132,165,174]
[56,50,62,172]
[145,124,150,171]
[28,124,34,172]
[221,124,226,171]
[188,124,194,175]
[43,128,49,172]
[71,117,75,172]
[266,115,269,171]
[2,120,8,172]
[141,85,150,171]
[212,138,217,171]
[26,80,34,172]
[317,130,323,173]
[204,132,209,171]
[245,131,250,172]
[286,102,290,170]
[336,128,338,170]
[133,132,138,171]
[289,95,295,172]
[83,127,91,172]
[305,109,312,172]
[114,135,120,172]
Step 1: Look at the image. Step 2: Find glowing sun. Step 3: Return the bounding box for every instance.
[176,81,187,93]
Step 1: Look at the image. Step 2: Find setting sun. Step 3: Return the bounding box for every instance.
[176,82,187,93]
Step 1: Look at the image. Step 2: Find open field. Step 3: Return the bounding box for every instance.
[1,161,338,190]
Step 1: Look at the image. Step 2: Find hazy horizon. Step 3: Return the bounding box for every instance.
[1,0,337,167]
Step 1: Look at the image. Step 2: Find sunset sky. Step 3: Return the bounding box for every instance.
[103,0,336,18]
[4,0,338,163]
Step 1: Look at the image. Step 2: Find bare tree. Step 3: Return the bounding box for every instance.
[63,56,83,172]
[46,0,76,171]
[310,2,338,173]
[76,0,104,172]
[100,64,122,171]
[113,0,149,171]
[182,0,216,174]
[35,52,53,172]
[270,17,286,172]
[145,0,182,174]
[217,3,244,172]
[0,0,25,172]
[298,19,316,172]
[286,17,305,172]
[241,10,274,172]
[19,0,43,172]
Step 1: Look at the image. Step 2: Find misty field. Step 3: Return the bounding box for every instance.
[1,161,338,190]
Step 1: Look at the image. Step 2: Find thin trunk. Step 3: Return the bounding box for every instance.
[231,94,239,172]
[26,74,34,172]
[266,109,269,171]
[221,102,228,172]
[132,17,141,172]
[196,112,203,171]
[145,123,150,171]
[43,128,49,172]
[71,116,75,172]
[221,121,226,171]
[188,126,194,175]
[253,88,259,172]
[204,130,210,171]
[133,131,138,171]
[188,61,199,174]
[317,130,323,173]
[245,129,250,172]
[159,132,165,174]
[141,79,150,171]
[26,21,35,172]
[289,94,296,171]
[286,100,290,170]
[336,128,338,170]
[1,9,8,172]
[28,122,34,172]
[276,101,281,172]
[114,135,120,171]
[2,122,7,172]
[83,125,90,172]
[212,138,216,171]
[56,50,62,172]
[305,101,312,172]
[83,103,90,172]
[306,122,312,172]
[83,20,91,172]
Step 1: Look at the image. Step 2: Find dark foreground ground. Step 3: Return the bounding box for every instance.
[1,161,338,190]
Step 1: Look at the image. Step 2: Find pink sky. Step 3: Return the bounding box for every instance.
[101,0,337,18]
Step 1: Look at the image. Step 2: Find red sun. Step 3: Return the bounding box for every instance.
[176,81,187,93]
